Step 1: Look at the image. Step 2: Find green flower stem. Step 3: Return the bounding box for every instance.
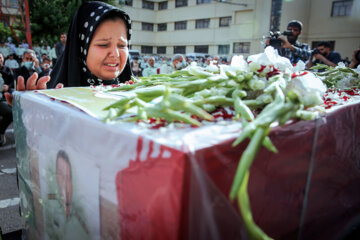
[167,94,214,121]
[238,171,273,240]
[262,137,278,153]
[103,96,135,110]
[194,96,234,106]
[230,127,266,200]
[134,85,167,100]
[234,96,254,121]
[239,119,277,153]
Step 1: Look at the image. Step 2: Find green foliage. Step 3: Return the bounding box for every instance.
[29,0,81,46]
[27,0,120,46]
[0,23,12,42]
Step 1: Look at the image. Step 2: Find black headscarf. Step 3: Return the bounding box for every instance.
[48,1,132,88]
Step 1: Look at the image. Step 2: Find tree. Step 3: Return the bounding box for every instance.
[0,23,13,43]
[29,0,81,46]
[27,0,120,46]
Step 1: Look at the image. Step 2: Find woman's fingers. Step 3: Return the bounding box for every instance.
[37,76,50,89]
[17,76,26,91]
[4,92,12,106]
[55,83,64,89]
[26,72,39,90]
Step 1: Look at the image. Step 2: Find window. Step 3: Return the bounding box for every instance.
[142,0,154,10]
[158,1,168,10]
[174,46,186,54]
[118,0,133,6]
[269,0,282,32]
[175,0,188,8]
[141,46,153,54]
[218,44,230,55]
[194,45,208,53]
[175,21,187,30]
[219,17,231,27]
[195,19,210,29]
[157,46,166,54]
[331,0,353,17]
[158,23,167,31]
[142,22,154,31]
[197,0,211,4]
[233,42,250,54]
[9,0,18,8]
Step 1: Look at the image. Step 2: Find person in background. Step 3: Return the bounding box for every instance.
[142,57,158,77]
[213,55,220,66]
[0,74,12,146]
[306,41,342,69]
[160,54,185,74]
[15,44,26,59]
[13,49,42,87]
[0,52,15,89]
[0,42,11,58]
[32,42,42,56]
[55,32,67,59]
[49,43,57,66]
[130,56,142,77]
[185,57,192,66]
[266,20,311,64]
[349,47,360,69]
[39,57,52,78]
[41,42,51,57]
[4,54,19,73]
[140,56,149,70]
[221,58,228,65]
[6,37,16,55]
[40,53,49,63]
[204,57,212,67]
[21,39,29,49]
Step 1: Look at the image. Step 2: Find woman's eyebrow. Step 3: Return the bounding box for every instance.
[94,38,111,41]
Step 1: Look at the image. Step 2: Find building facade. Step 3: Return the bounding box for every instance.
[122,0,359,59]
[1,0,21,27]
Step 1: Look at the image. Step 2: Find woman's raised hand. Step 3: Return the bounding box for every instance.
[5,72,64,106]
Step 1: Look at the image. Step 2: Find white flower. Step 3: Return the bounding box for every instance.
[336,62,346,69]
[249,76,266,90]
[230,55,248,72]
[247,46,292,71]
[293,60,306,72]
[206,61,219,72]
[287,71,327,107]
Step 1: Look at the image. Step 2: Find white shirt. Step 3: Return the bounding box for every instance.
[142,66,158,77]
[5,59,19,69]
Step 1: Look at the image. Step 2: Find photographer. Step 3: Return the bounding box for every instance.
[349,47,360,69]
[266,20,311,64]
[306,41,342,69]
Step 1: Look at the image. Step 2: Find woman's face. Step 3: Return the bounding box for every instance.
[87,18,128,80]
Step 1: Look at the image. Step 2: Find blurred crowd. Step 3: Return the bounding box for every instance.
[130,54,230,78]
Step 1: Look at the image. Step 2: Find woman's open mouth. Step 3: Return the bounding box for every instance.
[104,63,119,70]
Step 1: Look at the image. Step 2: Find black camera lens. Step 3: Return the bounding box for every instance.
[282,30,293,36]
[312,48,320,55]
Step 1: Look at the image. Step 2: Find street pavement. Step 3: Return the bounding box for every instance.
[0,125,25,237]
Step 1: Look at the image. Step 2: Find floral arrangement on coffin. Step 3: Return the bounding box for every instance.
[101,47,359,239]
[311,63,360,110]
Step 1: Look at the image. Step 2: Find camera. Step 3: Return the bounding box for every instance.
[268,30,293,50]
[312,48,320,55]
